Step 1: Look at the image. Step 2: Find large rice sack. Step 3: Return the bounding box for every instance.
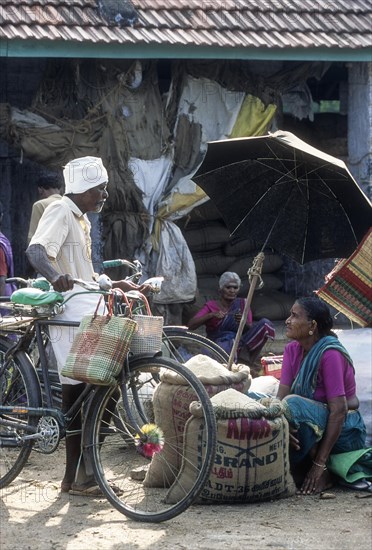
[224,238,260,256]
[194,251,235,275]
[143,356,251,488]
[184,222,231,252]
[250,375,280,396]
[229,253,284,276]
[239,274,283,296]
[188,201,223,222]
[166,390,295,503]
[197,275,220,294]
[251,290,295,320]
[196,275,221,307]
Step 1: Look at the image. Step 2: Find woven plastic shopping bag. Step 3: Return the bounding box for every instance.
[62,296,137,385]
[129,293,163,355]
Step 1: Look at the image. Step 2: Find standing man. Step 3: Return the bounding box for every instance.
[26,156,147,496]
[27,174,63,243]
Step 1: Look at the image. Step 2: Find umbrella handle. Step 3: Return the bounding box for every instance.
[227,252,265,370]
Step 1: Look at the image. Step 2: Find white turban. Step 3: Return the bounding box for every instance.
[63,156,108,194]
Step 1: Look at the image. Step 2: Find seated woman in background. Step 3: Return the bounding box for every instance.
[277,296,366,495]
[188,271,275,366]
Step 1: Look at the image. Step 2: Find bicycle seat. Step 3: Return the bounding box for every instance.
[11,288,64,306]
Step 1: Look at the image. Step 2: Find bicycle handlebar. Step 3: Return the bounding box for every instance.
[73,274,112,291]
[102,259,142,272]
[6,277,30,287]
[6,276,112,292]
[6,260,162,294]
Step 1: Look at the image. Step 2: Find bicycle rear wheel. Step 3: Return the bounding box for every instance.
[84,356,216,522]
[113,329,228,430]
[0,337,41,488]
[162,327,229,364]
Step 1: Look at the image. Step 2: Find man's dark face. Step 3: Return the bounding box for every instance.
[38,186,49,199]
[78,183,109,213]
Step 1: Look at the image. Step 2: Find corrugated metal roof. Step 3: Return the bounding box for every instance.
[0,0,371,51]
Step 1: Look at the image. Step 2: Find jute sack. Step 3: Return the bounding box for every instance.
[184,222,231,252]
[224,237,259,256]
[251,290,295,321]
[166,390,295,503]
[188,201,224,223]
[194,251,235,275]
[229,254,284,276]
[143,355,251,488]
[197,275,220,293]
[239,274,283,296]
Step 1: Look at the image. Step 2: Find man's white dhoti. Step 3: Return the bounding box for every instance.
[49,289,104,385]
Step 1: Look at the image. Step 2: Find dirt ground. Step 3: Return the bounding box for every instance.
[2,328,371,549]
[1,442,371,550]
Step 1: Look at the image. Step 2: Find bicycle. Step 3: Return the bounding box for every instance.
[0,278,217,522]
[102,258,229,366]
[4,259,228,405]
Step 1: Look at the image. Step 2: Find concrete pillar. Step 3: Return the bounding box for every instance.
[347,62,372,200]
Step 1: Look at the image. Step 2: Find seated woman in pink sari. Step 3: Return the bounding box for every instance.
[188,271,275,365]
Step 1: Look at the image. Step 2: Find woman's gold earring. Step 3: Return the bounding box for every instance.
[309,330,314,336]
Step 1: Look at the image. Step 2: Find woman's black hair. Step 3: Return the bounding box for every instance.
[296,296,334,337]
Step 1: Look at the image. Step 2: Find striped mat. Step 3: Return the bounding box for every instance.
[316,228,372,327]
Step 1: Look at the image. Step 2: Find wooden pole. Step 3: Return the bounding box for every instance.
[227,252,265,369]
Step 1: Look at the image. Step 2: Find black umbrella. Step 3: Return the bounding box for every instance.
[193,130,371,264]
[193,131,372,366]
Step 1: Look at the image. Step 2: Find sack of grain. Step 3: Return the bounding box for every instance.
[197,275,220,293]
[143,356,252,488]
[184,222,231,252]
[194,251,235,275]
[224,238,260,256]
[251,290,295,321]
[229,253,284,276]
[239,274,283,296]
[188,200,223,222]
[166,390,295,503]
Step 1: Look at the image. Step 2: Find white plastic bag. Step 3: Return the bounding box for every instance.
[153,221,197,304]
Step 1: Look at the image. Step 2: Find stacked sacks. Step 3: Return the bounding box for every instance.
[143,355,252,488]
[186,221,234,278]
[251,290,295,322]
[181,212,294,322]
[182,218,233,323]
[228,251,293,321]
[166,389,295,503]
[184,221,231,254]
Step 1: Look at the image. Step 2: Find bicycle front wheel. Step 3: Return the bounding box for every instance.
[0,337,42,488]
[84,356,216,522]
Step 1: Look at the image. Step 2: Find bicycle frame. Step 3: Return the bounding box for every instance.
[0,318,92,439]
[0,314,151,446]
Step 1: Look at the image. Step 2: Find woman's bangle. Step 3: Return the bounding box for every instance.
[313,460,327,470]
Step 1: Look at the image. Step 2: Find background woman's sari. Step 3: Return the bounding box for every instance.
[207,298,275,360]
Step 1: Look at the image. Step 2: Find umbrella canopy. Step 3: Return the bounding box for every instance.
[193,131,372,264]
